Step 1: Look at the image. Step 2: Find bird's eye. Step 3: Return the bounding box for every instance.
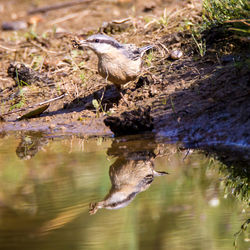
[94,39,99,43]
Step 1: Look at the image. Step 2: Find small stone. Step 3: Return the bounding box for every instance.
[143,2,156,12]
[0,116,5,122]
[170,49,183,60]
[2,21,28,31]
[59,126,66,131]
[45,116,51,122]
[49,124,56,129]
[208,98,214,103]
[100,20,130,34]
[221,55,237,63]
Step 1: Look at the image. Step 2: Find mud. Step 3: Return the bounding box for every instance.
[0,0,249,150]
[104,106,154,136]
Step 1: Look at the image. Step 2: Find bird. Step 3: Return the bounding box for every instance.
[74,34,153,89]
[89,156,167,215]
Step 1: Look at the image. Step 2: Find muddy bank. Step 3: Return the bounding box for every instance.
[0,0,249,152]
[103,29,250,153]
[153,49,250,147]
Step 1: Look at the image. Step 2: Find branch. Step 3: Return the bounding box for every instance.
[224,19,250,26]
[28,0,95,15]
[1,93,68,116]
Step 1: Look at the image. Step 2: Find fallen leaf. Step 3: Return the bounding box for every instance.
[18,104,49,120]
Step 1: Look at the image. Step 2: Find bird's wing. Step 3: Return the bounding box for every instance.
[122,44,141,60]
[139,45,153,57]
[122,44,153,60]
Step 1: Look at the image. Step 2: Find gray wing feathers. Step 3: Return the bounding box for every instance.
[139,45,153,56]
[122,44,153,60]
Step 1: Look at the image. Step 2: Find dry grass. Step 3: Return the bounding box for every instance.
[0,0,204,118]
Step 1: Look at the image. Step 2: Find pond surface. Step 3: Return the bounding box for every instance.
[0,133,248,250]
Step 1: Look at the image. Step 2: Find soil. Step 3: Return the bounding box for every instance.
[0,0,249,160]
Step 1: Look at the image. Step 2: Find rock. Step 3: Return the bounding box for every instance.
[104,106,154,136]
[170,49,183,60]
[7,62,54,86]
[0,116,5,122]
[143,2,156,12]
[100,20,131,34]
[2,21,27,31]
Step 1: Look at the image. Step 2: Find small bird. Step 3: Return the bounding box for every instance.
[89,157,167,215]
[75,34,152,89]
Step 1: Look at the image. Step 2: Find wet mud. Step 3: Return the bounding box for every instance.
[0,0,249,151]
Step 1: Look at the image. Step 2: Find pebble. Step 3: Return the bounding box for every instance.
[221,55,239,63]
[49,124,56,129]
[170,49,183,60]
[59,126,66,131]
[45,117,51,122]
[2,21,27,31]
[0,116,5,122]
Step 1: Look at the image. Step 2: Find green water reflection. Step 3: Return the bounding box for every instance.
[0,133,248,250]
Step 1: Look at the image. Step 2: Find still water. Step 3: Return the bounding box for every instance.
[0,133,248,250]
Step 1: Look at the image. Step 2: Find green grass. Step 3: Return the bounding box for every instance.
[192,33,206,57]
[24,28,38,40]
[190,0,249,56]
[79,72,86,85]
[145,51,154,67]
[9,94,26,111]
[202,0,250,34]
[15,68,29,87]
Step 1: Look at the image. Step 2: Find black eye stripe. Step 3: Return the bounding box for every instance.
[87,39,122,49]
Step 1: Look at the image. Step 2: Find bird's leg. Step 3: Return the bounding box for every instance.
[100,86,106,105]
[100,68,109,105]
[119,88,130,106]
[104,67,109,83]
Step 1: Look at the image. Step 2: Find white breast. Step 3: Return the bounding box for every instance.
[97,47,142,87]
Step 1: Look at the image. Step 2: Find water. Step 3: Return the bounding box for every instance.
[0,133,248,250]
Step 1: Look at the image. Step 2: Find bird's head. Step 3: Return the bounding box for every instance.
[78,34,123,56]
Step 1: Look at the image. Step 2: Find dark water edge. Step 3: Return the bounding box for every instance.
[157,133,250,204]
[2,130,249,207]
[0,131,249,250]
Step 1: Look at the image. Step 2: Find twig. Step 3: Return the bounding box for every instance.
[1,93,68,116]
[112,18,131,24]
[49,12,85,25]
[183,149,190,161]
[28,0,95,15]
[38,93,68,106]
[156,42,169,54]
[0,44,17,52]
[224,19,250,26]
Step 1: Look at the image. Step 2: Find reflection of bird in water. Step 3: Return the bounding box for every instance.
[74,34,152,89]
[89,157,167,215]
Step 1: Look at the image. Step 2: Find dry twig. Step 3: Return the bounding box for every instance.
[1,93,68,116]
[28,0,96,15]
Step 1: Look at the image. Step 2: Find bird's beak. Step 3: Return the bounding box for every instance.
[72,39,89,50]
[78,40,89,50]
[79,40,88,46]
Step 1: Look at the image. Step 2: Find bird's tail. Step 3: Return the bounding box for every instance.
[140,45,153,56]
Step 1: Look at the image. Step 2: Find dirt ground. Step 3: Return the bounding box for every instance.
[0,0,249,158]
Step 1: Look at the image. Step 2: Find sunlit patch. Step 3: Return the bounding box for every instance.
[208,197,220,207]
